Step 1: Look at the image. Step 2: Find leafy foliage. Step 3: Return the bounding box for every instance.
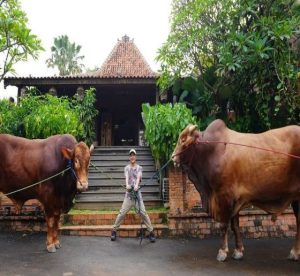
[157,0,300,131]
[24,95,83,139]
[71,87,98,145]
[46,35,85,76]
[142,103,198,162]
[0,0,44,82]
[0,91,42,136]
[0,98,16,134]
[0,87,98,143]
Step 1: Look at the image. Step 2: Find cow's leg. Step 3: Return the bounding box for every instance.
[217,222,229,262]
[230,214,244,260]
[45,212,61,253]
[289,201,300,261]
[52,212,62,249]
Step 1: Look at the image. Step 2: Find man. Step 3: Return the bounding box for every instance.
[111,148,156,243]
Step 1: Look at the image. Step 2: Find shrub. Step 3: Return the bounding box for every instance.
[142,103,198,163]
[71,87,98,145]
[24,95,84,139]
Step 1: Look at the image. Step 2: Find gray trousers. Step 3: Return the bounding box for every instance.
[112,192,153,232]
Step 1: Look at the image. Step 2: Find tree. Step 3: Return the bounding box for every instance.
[46,35,85,76]
[157,0,300,131]
[0,0,44,82]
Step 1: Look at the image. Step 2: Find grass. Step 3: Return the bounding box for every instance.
[68,206,169,215]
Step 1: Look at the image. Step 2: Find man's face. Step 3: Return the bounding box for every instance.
[129,153,137,164]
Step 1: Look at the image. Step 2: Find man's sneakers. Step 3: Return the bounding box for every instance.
[111,229,156,243]
[149,231,156,243]
[111,230,117,241]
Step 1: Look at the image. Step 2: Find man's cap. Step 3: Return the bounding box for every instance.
[129,149,136,155]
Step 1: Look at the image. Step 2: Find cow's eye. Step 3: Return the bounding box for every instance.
[74,159,79,167]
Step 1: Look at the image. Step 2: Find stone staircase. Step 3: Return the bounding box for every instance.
[74,146,163,209]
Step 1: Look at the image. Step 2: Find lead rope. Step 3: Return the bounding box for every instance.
[172,138,300,161]
[199,140,300,159]
[1,166,72,199]
[126,188,144,244]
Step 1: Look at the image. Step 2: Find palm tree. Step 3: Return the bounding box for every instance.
[46,35,85,76]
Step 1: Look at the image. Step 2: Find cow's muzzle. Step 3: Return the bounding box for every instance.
[171,154,180,167]
[77,181,88,192]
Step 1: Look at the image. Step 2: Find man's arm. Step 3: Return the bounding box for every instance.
[124,167,131,191]
[134,166,142,191]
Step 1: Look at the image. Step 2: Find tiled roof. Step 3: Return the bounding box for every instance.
[87,35,157,78]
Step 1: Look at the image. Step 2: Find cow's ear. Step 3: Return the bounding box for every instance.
[89,144,94,154]
[61,147,74,160]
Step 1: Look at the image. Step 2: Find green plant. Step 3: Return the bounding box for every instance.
[0,98,16,134]
[142,103,198,163]
[71,87,98,145]
[157,0,300,131]
[0,92,44,136]
[24,95,83,139]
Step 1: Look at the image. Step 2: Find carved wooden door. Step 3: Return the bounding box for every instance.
[100,112,112,146]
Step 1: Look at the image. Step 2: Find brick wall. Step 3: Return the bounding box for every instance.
[169,167,201,215]
[168,167,296,238]
[0,215,46,232]
[0,194,43,215]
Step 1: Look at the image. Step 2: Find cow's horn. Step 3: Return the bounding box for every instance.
[188,125,197,134]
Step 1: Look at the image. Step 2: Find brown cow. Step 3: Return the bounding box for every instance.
[0,134,94,252]
[172,119,300,261]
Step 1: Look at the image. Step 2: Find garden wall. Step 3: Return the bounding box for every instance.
[0,196,45,232]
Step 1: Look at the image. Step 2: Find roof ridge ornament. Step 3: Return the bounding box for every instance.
[122,34,130,42]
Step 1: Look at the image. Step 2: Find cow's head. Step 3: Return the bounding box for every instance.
[172,124,201,166]
[61,142,94,192]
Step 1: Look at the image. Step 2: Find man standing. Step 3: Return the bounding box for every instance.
[111,149,156,242]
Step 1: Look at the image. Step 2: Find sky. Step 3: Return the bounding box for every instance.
[0,0,172,99]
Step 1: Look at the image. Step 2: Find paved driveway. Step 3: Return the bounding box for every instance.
[0,232,299,275]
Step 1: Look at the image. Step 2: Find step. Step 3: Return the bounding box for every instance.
[85,187,160,193]
[60,207,169,238]
[89,160,155,167]
[87,180,159,188]
[89,172,158,180]
[61,212,167,226]
[82,189,160,195]
[76,194,161,201]
[60,224,169,238]
[74,200,163,209]
[90,155,154,161]
[89,165,158,171]
[92,146,151,153]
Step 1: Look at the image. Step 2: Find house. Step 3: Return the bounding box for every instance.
[4,35,166,146]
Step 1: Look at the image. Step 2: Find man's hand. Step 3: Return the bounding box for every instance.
[126,184,132,191]
[134,186,139,192]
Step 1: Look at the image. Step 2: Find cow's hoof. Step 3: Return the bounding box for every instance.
[232,249,243,260]
[47,245,57,253]
[217,249,227,262]
[288,250,299,261]
[55,242,61,249]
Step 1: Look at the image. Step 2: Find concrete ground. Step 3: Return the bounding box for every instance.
[0,232,299,276]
